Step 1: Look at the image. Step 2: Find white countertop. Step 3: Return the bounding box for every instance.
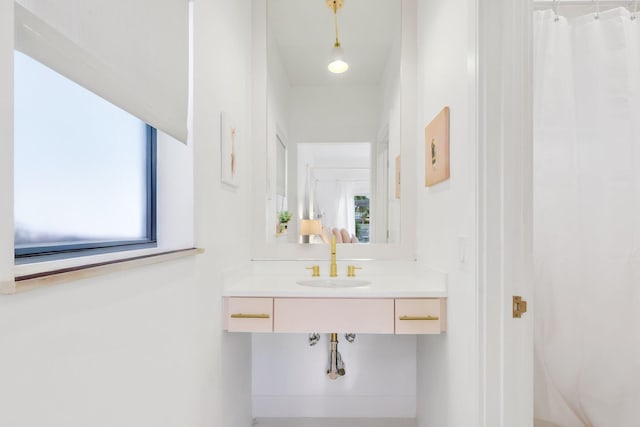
[222,261,447,298]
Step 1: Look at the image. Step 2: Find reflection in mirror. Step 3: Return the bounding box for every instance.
[266,0,402,245]
[298,142,374,244]
[275,135,288,235]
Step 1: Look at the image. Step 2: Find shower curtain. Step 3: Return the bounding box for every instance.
[533,8,640,427]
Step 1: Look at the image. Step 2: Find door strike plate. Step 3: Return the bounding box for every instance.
[513,295,528,318]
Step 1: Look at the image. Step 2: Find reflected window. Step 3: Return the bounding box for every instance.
[354,195,370,243]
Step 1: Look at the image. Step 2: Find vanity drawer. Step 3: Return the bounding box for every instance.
[395,298,446,334]
[274,298,394,333]
[224,297,274,332]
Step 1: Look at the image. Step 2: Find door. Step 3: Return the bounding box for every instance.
[478,0,533,426]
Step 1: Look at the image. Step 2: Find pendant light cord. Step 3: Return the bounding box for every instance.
[333,1,340,47]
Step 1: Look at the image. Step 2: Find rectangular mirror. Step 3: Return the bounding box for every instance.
[252,0,416,260]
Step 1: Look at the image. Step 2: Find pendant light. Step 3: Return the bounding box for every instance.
[327,0,349,74]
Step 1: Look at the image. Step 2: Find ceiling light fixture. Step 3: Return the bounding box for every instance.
[327,0,349,74]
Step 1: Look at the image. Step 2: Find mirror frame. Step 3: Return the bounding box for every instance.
[251,0,417,261]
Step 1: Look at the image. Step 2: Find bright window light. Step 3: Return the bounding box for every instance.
[14,51,156,259]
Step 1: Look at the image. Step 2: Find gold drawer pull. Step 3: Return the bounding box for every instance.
[230,313,270,319]
[399,315,439,321]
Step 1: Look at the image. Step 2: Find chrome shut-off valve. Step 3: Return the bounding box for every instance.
[308,332,321,346]
[308,332,356,378]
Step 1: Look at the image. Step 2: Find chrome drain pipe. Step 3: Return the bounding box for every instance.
[327,333,346,379]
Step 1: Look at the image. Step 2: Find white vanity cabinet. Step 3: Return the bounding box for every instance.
[223,296,447,334]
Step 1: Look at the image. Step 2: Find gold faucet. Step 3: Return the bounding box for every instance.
[347,265,362,277]
[305,265,320,277]
[330,235,338,277]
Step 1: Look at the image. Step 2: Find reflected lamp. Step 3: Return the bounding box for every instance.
[300,219,323,237]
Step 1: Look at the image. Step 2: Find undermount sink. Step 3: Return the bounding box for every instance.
[296,279,371,288]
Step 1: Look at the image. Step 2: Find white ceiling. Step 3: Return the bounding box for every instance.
[268,0,401,87]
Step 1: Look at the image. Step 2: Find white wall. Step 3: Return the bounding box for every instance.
[415,0,478,426]
[252,333,417,418]
[0,1,254,427]
[0,261,202,427]
[0,0,14,285]
[290,85,380,144]
[192,1,253,425]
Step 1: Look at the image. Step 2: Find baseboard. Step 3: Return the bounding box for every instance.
[252,395,416,418]
[534,418,564,427]
[253,418,417,427]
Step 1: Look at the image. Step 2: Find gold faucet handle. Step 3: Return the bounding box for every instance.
[347,265,362,277]
[306,265,320,277]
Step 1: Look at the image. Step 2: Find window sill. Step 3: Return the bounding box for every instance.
[1,248,203,295]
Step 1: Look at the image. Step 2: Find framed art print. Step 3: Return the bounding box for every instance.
[425,106,450,187]
[220,112,238,187]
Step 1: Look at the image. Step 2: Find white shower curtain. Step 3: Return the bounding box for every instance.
[534,8,640,427]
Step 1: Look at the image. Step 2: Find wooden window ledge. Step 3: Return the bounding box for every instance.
[0,248,204,295]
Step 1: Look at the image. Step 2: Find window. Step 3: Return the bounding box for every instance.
[14,51,157,262]
[354,195,370,243]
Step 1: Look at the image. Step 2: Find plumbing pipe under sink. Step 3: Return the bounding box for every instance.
[327,333,345,379]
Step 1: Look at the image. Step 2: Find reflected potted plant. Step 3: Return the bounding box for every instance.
[278,210,292,234]
[354,196,370,242]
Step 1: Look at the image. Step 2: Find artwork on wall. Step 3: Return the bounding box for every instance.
[425,106,450,187]
[220,112,239,187]
[395,155,401,199]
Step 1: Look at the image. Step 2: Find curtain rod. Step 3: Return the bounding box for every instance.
[534,1,637,7]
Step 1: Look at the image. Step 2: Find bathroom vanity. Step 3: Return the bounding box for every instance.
[222,262,447,335]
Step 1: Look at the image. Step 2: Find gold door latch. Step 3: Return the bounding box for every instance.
[513,295,528,318]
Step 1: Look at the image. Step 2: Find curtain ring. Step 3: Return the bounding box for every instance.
[594,0,600,20]
[554,0,560,22]
[632,0,639,21]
